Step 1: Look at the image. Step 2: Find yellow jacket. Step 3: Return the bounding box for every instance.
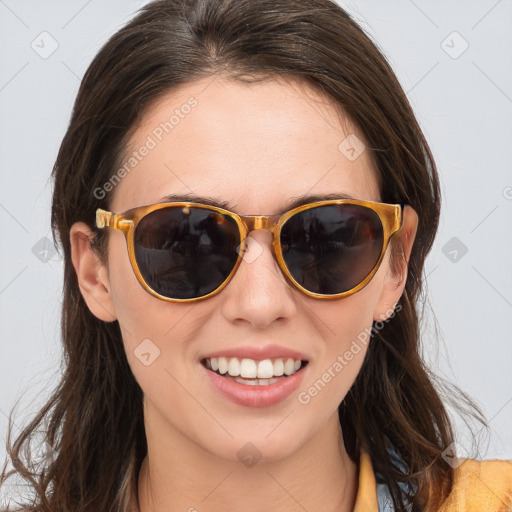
[354,451,512,511]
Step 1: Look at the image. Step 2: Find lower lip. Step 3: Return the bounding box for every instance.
[202,364,307,408]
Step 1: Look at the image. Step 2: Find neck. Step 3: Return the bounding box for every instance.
[134,407,358,512]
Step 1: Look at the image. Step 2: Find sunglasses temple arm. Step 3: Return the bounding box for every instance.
[96,208,129,230]
[396,204,405,232]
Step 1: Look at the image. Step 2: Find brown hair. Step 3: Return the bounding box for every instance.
[1,1,485,510]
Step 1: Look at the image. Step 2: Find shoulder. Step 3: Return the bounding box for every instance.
[439,458,512,512]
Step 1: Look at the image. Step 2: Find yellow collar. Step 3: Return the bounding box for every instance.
[353,450,512,512]
[353,451,380,511]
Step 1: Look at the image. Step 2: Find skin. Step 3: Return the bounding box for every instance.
[70,75,418,512]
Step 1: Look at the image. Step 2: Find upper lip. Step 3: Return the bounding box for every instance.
[201,344,309,362]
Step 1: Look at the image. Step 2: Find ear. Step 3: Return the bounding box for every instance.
[373,206,419,321]
[70,222,117,322]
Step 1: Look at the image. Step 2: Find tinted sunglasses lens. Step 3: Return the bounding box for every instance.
[280,204,384,295]
[134,207,241,299]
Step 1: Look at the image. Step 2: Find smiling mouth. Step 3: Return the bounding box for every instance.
[201,357,309,386]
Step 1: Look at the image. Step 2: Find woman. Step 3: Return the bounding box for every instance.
[1,0,511,511]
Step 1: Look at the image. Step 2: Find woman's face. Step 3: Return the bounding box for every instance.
[77,76,409,463]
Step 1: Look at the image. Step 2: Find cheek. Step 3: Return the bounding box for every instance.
[316,275,382,351]
[312,247,392,341]
[108,255,203,434]
[299,272,386,411]
[105,232,196,370]
[104,234,219,432]
[107,234,154,337]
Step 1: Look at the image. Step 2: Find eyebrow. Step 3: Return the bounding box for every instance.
[158,192,357,214]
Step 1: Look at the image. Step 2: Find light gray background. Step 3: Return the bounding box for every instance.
[0,0,511,483]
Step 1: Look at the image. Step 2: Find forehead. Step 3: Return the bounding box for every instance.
[110,75,380,214]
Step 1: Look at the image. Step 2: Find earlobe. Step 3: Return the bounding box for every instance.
[373,205,419,321]
[70,222,117,322]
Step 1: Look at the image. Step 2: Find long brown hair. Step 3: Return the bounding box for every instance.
[1,1,485,510]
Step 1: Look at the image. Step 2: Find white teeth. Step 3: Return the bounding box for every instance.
[233,376,281,386]
[240,358,257,378]
[284,358,295,376]
[218,357,228,375]
[235,377,259,386]
[205,356,305,379]
[273,359,284,376]
[228,358,240,376]
[257,359,274,379]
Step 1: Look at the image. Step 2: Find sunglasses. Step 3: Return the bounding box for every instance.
[95,199,403,302]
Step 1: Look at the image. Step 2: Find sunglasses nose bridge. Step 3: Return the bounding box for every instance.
[240,214,280,234]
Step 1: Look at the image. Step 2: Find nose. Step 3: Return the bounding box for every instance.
[220,230,298,329]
